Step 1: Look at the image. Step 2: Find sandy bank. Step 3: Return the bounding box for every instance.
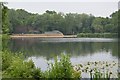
[10,34,77,38]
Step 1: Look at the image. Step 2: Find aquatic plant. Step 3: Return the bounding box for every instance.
[90,70,113,80]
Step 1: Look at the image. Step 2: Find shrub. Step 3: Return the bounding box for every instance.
[46,54,81,78]
[2,50,13,71]
[2,50,43,78]
[2,51,81,79]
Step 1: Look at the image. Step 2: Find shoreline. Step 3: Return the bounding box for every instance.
[10,34,77,38]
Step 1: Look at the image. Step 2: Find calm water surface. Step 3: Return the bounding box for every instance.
[8,38,118,77]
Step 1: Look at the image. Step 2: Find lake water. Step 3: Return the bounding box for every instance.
[8,38,118,78]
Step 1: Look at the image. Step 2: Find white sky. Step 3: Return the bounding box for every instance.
[1,0,120,2]
[4,1,119,17]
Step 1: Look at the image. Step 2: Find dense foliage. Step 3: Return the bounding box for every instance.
[2,4,119,35]
[2,51,81,78]
[1,3,10,34]
[8,9,119,35]
[45,54,81,78]
[2,50,43,78]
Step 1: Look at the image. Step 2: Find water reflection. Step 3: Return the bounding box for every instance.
[27,51,118,72]
[8,38,118,60]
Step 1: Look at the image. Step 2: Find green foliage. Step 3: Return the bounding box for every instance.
[2,34,10,39]
[2,50,43,78]
[5,8,118,35]
[77,33,118,38]
[2,3,10,34]
[2,51,118,79]
[46,54,81,78]
[2,50,12,71]
[0,35,1,78]
[2,51,81,78]
[92,17,104,33]
[2,34,10,51]
[1,3,119,35]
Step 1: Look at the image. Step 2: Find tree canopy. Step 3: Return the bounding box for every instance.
[2,4,119,35]
[1,3,10,34]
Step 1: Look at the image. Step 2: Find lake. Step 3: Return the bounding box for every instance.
[8,38,118,78]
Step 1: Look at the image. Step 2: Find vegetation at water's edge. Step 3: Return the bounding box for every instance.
[2,50,43,78]
[77,33,118,38]
[2,50,80,79]
[1,34,10,40]
[2,50,118,79]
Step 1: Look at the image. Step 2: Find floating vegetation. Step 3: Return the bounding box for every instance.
[73,61,118,78]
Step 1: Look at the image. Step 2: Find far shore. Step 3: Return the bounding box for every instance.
[10,34,77,38]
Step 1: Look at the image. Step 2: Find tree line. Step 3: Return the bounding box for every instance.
[1,3,119,35]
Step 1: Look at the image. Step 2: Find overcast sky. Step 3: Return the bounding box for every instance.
[6,2,119,17]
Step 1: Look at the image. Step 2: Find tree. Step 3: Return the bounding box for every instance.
[8,9,33,33]
[3,6,118,34]
[0,3,2,33]
[2,3,10,34]
[110,10,119,33]
[92,17,104,33]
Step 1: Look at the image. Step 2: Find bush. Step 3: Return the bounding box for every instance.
[2,50,43,78]
[2,51,81,79]
[2,50,13,71]
[46,54,81,78]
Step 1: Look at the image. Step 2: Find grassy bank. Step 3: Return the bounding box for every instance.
[77,33,118,38]
[2,50,118,79]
